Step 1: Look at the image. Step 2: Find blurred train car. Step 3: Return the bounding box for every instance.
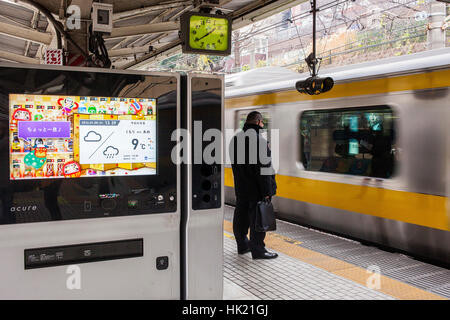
[224,48,450,265]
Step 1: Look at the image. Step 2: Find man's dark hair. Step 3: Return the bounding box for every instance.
[246,111,263,124]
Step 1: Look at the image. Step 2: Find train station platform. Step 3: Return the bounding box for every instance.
[222,206,450,300]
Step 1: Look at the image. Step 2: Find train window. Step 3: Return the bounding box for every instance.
[236,109,271,140]
[300,106,396,178]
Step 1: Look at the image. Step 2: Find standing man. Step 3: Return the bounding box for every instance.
[230,111,277,259]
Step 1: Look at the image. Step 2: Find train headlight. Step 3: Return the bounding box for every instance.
[295,76,334,95]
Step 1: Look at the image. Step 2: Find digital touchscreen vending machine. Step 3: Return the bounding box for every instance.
[0,63,180,299]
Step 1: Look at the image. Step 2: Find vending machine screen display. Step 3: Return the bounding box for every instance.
[9,94,157,180]
[0,66,178,225]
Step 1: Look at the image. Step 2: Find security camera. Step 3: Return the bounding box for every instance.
[92,2,113,34]
[295,76,334,95]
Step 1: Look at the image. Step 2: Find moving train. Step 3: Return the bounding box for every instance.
[224,48,450,265]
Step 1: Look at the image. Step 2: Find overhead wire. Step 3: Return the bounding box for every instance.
[318,0,340,59]
[232,0,419,46]
[288,8,307,59]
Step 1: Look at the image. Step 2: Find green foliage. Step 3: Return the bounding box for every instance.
[160,54,182,70]
[355,19,426,53]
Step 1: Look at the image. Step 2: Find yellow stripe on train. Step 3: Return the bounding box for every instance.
[224,167,449,232]
[225,69,450,109]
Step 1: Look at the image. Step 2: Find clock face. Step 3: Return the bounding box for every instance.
[189,15,229,52]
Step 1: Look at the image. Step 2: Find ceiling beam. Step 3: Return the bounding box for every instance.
[0,49,40,64]
[24,10,40,57]
[169,4,193,21]
[0,20,52,45]
[108,7,172,48]
[109,46,159,57]
[0,13,36,29]
[109,35,139,49]
[219,0,233,6]
[105,21,180,40]
[123,7,180,48]
[122,39,181,70]
[113,1,192,22]
[112,3,194,66]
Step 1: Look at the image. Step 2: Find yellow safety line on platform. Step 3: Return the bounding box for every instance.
[224,230,301,246]
[224,232,235,240]
[223,220,447,300]
[224,168,449,231]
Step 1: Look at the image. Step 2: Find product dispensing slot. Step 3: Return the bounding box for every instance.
[24,238,143,269]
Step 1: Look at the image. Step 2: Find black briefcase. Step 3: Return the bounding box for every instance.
[255,199,276,232]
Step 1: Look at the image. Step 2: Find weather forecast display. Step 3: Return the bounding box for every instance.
[78,119,156,165]
[9,94,157,180]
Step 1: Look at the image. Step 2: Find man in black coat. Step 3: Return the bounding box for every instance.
[230,111,278,259]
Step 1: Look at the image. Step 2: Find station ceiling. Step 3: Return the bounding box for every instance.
[0,0,307,69]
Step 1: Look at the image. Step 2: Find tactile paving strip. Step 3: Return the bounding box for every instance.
[223,231,394,300]
[224,206,449,299]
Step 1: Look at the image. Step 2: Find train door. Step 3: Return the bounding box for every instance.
[0,64,180,299]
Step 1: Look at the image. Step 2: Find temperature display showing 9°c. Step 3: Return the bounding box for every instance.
[131,138,152,150]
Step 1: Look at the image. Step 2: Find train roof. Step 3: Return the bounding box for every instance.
[225,47,450,98]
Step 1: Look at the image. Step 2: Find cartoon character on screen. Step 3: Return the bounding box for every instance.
[57,97,79,115]
[12,108,32,121]
[63,161,81,178]
[108,105,117,114]
[34,138,43,147]
[98,105,107,114]
[11,108,32,130]
[128,100,143,115]
[88,106,97,114]
[33,109,44,121]
[24,144,48,170]
[33,138,48,149]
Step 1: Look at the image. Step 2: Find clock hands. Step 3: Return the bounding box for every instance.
[196,27,216,41]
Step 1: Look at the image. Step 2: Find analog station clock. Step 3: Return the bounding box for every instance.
[181,12,232,56]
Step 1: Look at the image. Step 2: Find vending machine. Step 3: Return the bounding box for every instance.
[181,74,224,299]
[0,63,181,299]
